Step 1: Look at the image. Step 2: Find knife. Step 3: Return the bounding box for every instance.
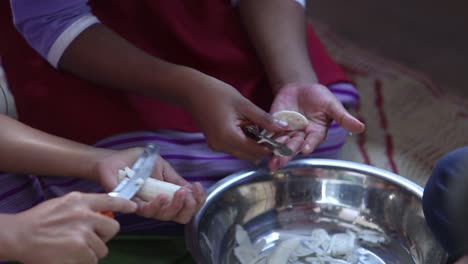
[242,125,293,157]
[101,144,160,217]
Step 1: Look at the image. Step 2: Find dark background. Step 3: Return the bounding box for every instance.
[307,0,468,98]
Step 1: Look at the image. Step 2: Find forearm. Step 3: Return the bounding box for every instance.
[239,0,317,91]
[59,23,207,107]
[11,0,209,108]
[0,115,110,181]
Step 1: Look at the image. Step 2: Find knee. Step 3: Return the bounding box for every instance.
[422,147,468,255]
[438,147,468,173]
[426,147,468,193]
[422,147,468,226]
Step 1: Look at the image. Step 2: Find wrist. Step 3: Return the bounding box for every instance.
[79,147,115,182]
[174,67,225,111]
[271,79,319,93]
[269,66,318,92]
[153,65,206,109]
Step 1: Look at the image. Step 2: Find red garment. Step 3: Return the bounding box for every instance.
[0,0,349,145]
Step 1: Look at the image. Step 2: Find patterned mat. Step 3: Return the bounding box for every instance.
[313,21,468,186]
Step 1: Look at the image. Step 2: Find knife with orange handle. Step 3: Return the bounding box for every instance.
[100,144,160,218]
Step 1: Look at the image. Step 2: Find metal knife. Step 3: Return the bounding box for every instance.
[101,144,160,217]
[242,125,293,157]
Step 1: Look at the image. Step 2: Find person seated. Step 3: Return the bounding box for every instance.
[0,0,364,235]
[0,114,205,263]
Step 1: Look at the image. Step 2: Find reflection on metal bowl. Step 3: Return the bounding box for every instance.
[185,159,447,264]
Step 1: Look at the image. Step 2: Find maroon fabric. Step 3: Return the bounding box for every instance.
[0,0,349,145]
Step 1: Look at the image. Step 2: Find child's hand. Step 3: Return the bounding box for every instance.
[92,147,206,223]
[134,181,205,224]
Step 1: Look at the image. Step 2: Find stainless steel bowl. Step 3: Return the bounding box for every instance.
[185,159,447,264]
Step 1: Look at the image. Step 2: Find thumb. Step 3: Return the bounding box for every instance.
[100,166,123,192]
[242,102,289,132]
[329,102,366,133]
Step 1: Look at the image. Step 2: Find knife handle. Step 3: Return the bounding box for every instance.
[99,210,115,218]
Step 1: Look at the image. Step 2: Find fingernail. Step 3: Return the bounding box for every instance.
[303,144,311,153]
[182,186,193,193]
[274,118,288,127]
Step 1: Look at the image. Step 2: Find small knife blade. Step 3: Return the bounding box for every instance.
[108,144,160,200]
[242,125,293,157]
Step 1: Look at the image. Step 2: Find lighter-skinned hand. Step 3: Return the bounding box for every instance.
[6,192,137,264]
[93,147,206,224]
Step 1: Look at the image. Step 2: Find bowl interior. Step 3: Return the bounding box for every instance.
[185,159,446,264]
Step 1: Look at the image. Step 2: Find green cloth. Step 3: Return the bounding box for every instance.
[101,235,196,264]
[5,235,196,264]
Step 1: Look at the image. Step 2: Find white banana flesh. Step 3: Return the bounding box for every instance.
[118,167,181,202]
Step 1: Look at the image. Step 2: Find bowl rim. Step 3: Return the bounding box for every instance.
[184,158,424,262]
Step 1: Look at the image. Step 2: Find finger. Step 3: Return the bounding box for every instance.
[137,195,166,218]
[268,131,305,170]
[267,135,289,171]
[328,101,365,133]
[132,196,147,210]
[191,182,206,212]
[302,124,328,155]
[284,134,305,155]
[85,193,138,214]
[229,136,270,163]
[101,170,120,191]
[160,160,191,186]
[155,189,186,221]
[213,123,270,162]
[174,191,197,224]
[81,246,99,264]
[240,100,288,132]
[92,214,121,242]
[268,156,282,172]
[86,231,109,259]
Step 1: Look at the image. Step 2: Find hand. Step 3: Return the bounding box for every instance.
[93,148,206,224]
[268,83,366,170]
[455,256,468,264]
[185,75,288,163]
[5,192,137,264]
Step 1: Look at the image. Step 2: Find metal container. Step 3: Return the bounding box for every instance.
[185,159,447,263]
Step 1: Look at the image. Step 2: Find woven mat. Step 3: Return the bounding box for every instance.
[313,21,468,187]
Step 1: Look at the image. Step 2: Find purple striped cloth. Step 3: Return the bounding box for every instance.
[0,82,359,234]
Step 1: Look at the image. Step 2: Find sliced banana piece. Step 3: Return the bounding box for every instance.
[272,110,308,130]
